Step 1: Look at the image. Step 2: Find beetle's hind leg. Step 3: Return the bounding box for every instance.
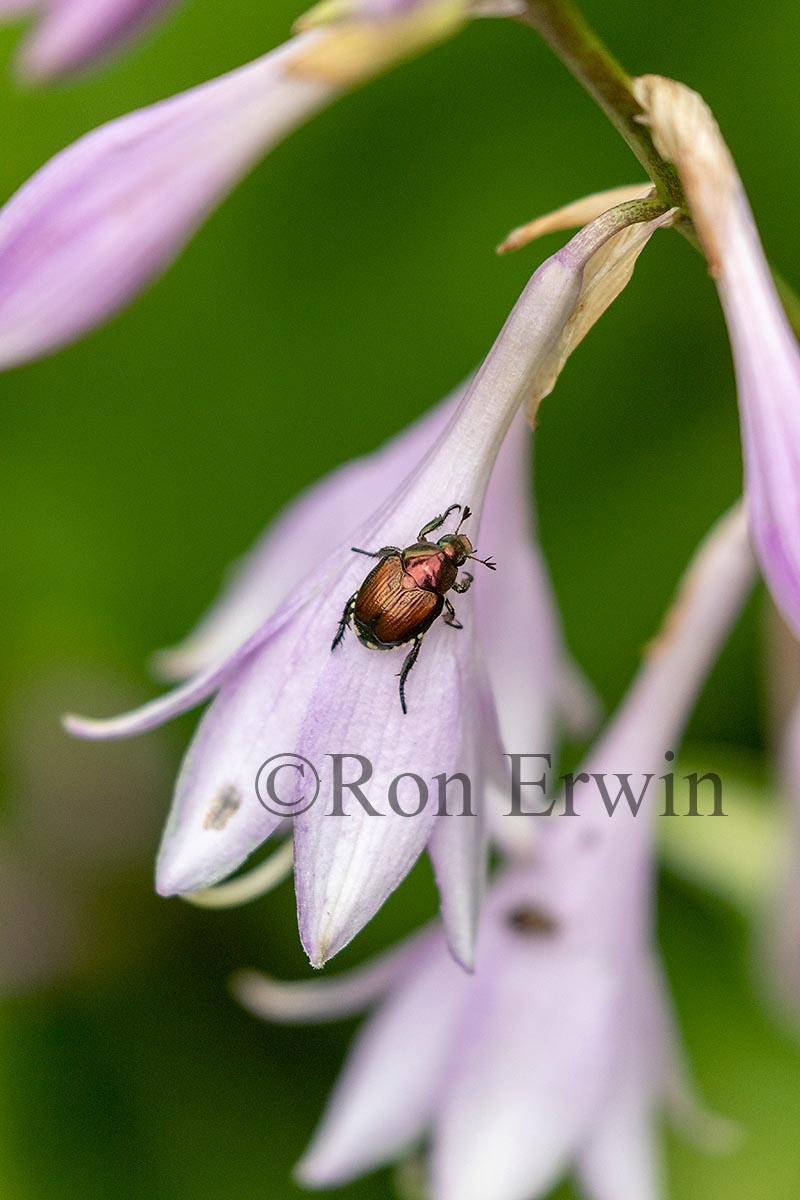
[443,597,463,629]
[332,593,357,651]
[351,545,401,559]
[417,504,462,541]
[452,571,473,595]
[397,635,424,714]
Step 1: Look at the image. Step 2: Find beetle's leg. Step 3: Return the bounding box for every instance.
[351,545,401,559]
[452,571,474,595]
[397,635,423,714]
[417,504,461,541]
[331,593,356,651]
[443,598,463,629]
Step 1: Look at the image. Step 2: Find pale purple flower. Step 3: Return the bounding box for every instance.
[0,0,510,371]
[2,0,177,79]
[235,504,754,1199]
[0,34,337,370]
[153,391,599,847]
[66,211,659,968]
[634,76,800,641]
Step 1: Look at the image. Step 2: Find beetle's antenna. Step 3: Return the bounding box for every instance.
[455,505,472,533]
[470,553,497,571]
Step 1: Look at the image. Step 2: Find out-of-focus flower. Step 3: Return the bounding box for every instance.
[0,0,515,371]
[760,693,800,1021]
[633,75,800,642]
[235,505,753,1199]
[1,0,177,80]
[66,206,668,969]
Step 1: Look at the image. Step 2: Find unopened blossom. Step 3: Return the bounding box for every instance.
[634,75,800,641]
[66,207,667,968]
[236,504,754,1200]
[1,0,177,79]
[0,0,508,371]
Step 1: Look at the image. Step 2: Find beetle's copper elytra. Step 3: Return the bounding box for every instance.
[331,504,496,713]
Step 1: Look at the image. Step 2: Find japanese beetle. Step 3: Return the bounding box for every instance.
[332,504,496,713]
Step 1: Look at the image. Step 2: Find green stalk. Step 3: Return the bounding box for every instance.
[519,0,800,333]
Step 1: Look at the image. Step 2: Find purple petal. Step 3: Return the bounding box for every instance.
[297,933,470,1187]
[18,0,177,79]
[293,619,473,966]
[0,34,335,369]
[633,77,800,641]
[155,600,330,895]
[432,873,622,1200]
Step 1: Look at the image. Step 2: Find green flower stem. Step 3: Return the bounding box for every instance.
[520,0,684,208]
[519,0,800,336]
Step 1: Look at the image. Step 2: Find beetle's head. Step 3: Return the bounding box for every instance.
[439,533,474,565]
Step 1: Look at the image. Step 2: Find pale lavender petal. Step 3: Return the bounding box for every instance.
[633,77,800,640]
[432,873,621,1200]
[575,1005,661,1200]
[19,0,176,79]
[425,667,494,967]
[155,600,330,895]
[232,928,430,1022]
[0,34,335,369]
[574,956,669,1200]
[297,934,470,1187]
[294,620,472,965]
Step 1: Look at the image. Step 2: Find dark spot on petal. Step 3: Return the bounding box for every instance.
[204,786,241,831]
[506,905,559,937]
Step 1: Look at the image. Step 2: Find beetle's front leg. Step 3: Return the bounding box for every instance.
[331,593,356,651]
[443,598,463,629]
[417,504,461,541]
[351,545,401,559]
[452,571,473,595]
[397,635,424,714]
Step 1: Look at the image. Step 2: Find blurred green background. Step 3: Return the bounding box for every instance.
[2,0,800,1196]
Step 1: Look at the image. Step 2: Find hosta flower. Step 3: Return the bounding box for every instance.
[236,504,754,1199]
[0,0,509,371]
[154,394,598,855]
[1,0,177,79]
[66,205,669,968]
[633,75,800,641]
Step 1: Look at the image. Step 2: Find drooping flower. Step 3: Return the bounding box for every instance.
[153,391,599,851]
[633,75,800,642]
[0,0,510,371]
[235,504,754,1199]
[66,205,669,968]
[1,0,177,80]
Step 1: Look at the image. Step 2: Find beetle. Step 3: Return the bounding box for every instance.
[331,503,496,713]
